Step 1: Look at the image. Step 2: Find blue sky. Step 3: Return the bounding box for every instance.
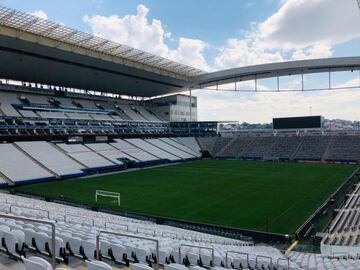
[1,0,360,122]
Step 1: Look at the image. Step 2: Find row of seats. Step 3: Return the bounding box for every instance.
[198,135,360,162]
[288,251,360,270]
[0,90,165,122]
[0,193,266,270]
[0,137,200,185]
[321,183,360,256]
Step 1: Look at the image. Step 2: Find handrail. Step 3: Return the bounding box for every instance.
[136,226,156,236]
[225,251,249,268]
[10,204,50,219]
[332,252,350,258]
[105,222,129,232]
[96,230,159,270]
[277,257,290,270]
[179,244,214,267]
[255,254,272,269]
[65,214,94,226]
[0,213,56,269]
[161,231,177,239]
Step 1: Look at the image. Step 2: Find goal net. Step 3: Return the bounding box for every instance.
[95,190,120,206]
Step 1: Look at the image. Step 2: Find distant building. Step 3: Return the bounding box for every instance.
[146,94,197,122]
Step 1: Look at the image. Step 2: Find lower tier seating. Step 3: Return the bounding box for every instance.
[198,135,360,162]
[0,137,200,185]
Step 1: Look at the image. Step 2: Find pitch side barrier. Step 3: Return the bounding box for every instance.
[295,167,360,240]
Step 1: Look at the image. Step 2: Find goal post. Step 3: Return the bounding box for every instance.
[95,190,120,206]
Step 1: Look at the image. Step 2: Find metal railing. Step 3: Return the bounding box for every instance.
[9,205,50,219]
[105,222,129,232]
[255,254,272,269]
[96,230,159,270]
[136,227,156,236]
[277,257,290,270]
[161,231,177,239]
[0,213,56,269]
[178,244,214,267]
[225,251,249,268]
[65,214,94,226]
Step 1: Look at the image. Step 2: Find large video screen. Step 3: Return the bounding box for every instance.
[273,116,322,130]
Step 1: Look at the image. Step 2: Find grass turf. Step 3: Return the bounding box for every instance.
[13,160,357,234]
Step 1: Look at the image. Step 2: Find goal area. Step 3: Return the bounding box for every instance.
[95,190,120,206]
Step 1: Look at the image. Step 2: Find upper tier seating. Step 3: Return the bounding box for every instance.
[37,111,68,119]
[0,90,165,124]
[0,143,54,183]
[126,139,181,161]
[135,106,163,122]
[118,105,147,122]
[15,141,85,177]
[0,92,22,117]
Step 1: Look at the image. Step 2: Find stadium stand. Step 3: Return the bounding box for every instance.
[321,182,360,257]
[0,193,305,270]
[0,88,170,137]
[145,139,196,160]
[288,251,360,270]
[173,137,202,156]
[56,143,121,171]
[15,141,85,178]
[110,139,160,164]
[0,143,54,183]
[160,138,200,158]
[199,135,360,162]
[126,139,181,161]
[0,137,201,186]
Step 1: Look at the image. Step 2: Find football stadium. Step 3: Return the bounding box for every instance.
[0,1,359,270]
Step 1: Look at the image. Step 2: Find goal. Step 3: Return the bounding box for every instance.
[95,190,120,206]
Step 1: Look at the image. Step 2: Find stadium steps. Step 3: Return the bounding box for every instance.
[290,137,305,160]
[161,138,199,157]
[51,143,89,168]
[0,170,13,185]
[83,144,120,165]
[12,142,59,178]
[215,137,238,157]
[322,135,335,161]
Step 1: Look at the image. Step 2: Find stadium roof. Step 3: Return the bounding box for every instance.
[193,57,360,90]
[0,5,205,79]
[0,5,359,97]
[0,5,207,97]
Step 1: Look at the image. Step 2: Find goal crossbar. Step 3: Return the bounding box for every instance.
[95,190,120,206]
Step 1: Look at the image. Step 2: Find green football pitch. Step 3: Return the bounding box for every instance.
[13,160,357,234]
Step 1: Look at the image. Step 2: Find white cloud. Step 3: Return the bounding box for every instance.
[82,2,360,122]
[260,0,360,49]
[195,86,360,123]
[29,10,48,20]
[83,5,209,70]
[214,0,359,69]
[214,37,284,69]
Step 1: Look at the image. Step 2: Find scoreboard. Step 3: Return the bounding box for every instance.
[273,116,323,130]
